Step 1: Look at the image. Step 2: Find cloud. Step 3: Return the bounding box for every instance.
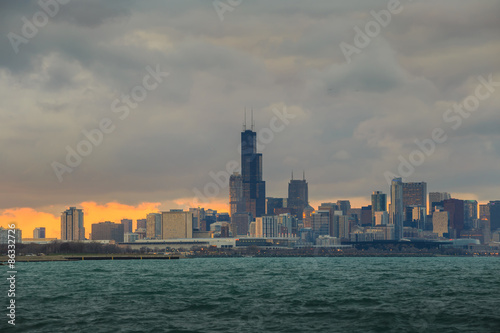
[0,0,499,220]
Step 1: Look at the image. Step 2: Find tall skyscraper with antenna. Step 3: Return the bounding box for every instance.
[239,109,266,218]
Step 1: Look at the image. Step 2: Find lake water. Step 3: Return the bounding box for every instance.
[2,257,500,332]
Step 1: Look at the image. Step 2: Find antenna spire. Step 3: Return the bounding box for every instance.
[303,170,305,180]
[243,107,247,131]
[251,108,254,131]
[291,170,293,180]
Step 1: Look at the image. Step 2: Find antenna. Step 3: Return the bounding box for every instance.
[243,107,247,131]
[291,170,293,180]
[303,170,305,180]
[251,108,255,131]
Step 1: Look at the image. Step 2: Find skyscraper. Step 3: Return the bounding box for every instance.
[463,200,478,229]
[288,172,308,220]
[443,199,465,238]
[229,172,244,216]
[240,116,266,218]
[489,201,500,232]
[121,219,133,234]
[371,191,387,225]
[61,207,85,241]
[390,178,404,240]
[402,182,427,223]
[146,213,162,239]
[33,227,46,239]
[429,192,451,214]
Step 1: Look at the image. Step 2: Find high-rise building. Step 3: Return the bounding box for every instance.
[255,215,278,237]
[61,207,85,241]
[137,219,147,230]
[403,182,427,222]
[0,227,22,244]
[442,199,465,238]
[265,197,287,215]
[361,205,372,226]
[463,200,478,229]
[374,211,389,226]
[240,118,266,219]
[390,178,404,240]
[479,204,490,220]
[371,191,387,225]
[336,200,351,215]
[433,209,449,237]
[33,227,46,239]
[277,213,295,237]
[489,201,500,232]
[429,192,451,214]
[189,207,205,230]
[231,212,251,236]
[161,210,193,239]
[288,172,308,220]
[91,221,124,242]
[311,210,330,237]
[121,219,133,234]
[146,213,162,239]
[229,173,245,216]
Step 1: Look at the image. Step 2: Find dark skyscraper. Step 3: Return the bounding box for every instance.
[240,114,266,218]
[489,201,500,232]
[371,191,387,225]
[288,171,308,220]
[443,199,465,238]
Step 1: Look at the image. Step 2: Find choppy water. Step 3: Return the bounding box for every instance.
[1,257,500,332]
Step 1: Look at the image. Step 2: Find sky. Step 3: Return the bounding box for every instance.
[1,0,499,238]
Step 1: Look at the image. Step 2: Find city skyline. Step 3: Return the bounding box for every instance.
[1,1,499,239]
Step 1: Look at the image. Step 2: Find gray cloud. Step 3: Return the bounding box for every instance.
[0,0,499,210]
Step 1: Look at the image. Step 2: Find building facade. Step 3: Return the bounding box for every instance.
[241,125,266,219]
[390,178,404,240]
[161,210,193,239]
[33,227,46,239]
[91,221,124,242]
[288,173,308,220]
[61,207,85,241]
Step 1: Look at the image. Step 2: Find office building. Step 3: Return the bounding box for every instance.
[241,116,266,218]
[33,227,46,239]
[371,191,387,225]
[137,219,147,230]
[288,172,308,220]
[464,200,478,229]
[390,178,404,240]
[161,210,193,239]
[146,213,162,239]
[443,199,465,238]
[0,227,22,244]
[433,209,449,237]
[277,213,295,237]
[361,205,372,226]
[231,212,251,236]
[91,221,124,242]
[255,215,279,237]
[336,200,351,215]
[229,173,245,216]
[121,219,133,234]
[374,211,389,226]
[489,201,500,232]
[311,210,330,237]
[429,192,451,214]
[266,197,287,215]
[61,207,85,241]
[403,182,427,222]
